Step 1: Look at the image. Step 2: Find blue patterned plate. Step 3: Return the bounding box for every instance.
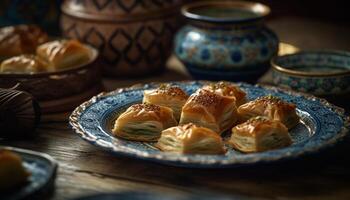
[1,146,57,200]
[69,81,349,168]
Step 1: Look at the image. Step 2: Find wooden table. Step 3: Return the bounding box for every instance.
[2,16,350,200]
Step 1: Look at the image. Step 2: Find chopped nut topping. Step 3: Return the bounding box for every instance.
[191,89,220,107]
[156,84,188,99]
[131,103,161,113]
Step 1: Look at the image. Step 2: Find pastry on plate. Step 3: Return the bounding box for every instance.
[0,55,48,73]
[156,123,225,154]
[36,40,91,70]
[179,89,238,134]
[237,95,300,129]
[202,81,247,106]
[0,24,48,57]
[112,103,177,142]
[0,149,30,191]
[143,84,189,121]
[229,117,292,153]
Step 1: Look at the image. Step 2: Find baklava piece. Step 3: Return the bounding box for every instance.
[112,103,177,142]
[229,117,292,153]
[156,123,225,154]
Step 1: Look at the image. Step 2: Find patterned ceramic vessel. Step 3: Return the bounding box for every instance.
[272,51,350,96]
[174,1,279,82]
[60,0,184,77]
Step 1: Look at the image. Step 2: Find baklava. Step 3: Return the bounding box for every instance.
[0,24,48,57]
[202,81,247,106]
[0,149,30,191]
[143,84,189,121]
[112,103,177,142]
[156,123,226,154]
[229,117,292,153]
[237,95,300,129]
[0,55,48,73]
[36,39,90,70]
[179,89,238,134]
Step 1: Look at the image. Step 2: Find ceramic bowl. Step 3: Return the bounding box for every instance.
[0,45,102,113]
[175,1,279,82]
[271,51,350,96]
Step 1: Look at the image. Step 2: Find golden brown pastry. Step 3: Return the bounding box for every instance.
[237,95,300,129]
[179,89,238,134]
[0,25,48,57]
[112,103,177,142]
[143,84,189,121]
[229,117,292,153]
[202,81,247,106]
[156,123,225,154]
[0,55,48,73]
[0,149,30,191]
[36,40,91,70]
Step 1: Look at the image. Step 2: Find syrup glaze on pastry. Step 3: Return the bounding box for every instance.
[0,25,48,57]
[156,123,226,154]
[112,103,177,142]
[202,81,247,106]
[0,149,30,191]
[36,40,91,70]
[179,89,238,134]
[229,117,292,153]
[0,55,48,73]
[143,84,189,121]
[237,95,300,129]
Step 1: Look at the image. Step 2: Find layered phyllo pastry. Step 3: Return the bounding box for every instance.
[202,81,247,106]
[156,123,225,154]
[36,40,90,70]
[229,117,292,153]
[0,149,30,191]
[143,84,189,121]
[237,95,300,129]
[112,103,177,142]
[179,89,238,134]
[0,55,48,73]
[0,24,48,57]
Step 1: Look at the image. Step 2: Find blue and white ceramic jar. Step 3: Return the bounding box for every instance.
[175,1,279,82]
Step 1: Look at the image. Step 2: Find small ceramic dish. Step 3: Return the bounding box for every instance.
[70,81,349,168]
[0,45,102,113]
[272,51,350,96]
[0,146,58,200]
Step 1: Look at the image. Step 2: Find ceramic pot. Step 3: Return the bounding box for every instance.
[60,0,184,77]
[174,1,279,82]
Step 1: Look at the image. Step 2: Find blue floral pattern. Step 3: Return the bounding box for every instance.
[175,25,279,70]
[70,81,349,168]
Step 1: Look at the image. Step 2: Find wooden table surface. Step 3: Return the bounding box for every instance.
[2,16,350,200]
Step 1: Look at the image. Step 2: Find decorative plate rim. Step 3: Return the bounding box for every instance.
[69,81,350,167]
